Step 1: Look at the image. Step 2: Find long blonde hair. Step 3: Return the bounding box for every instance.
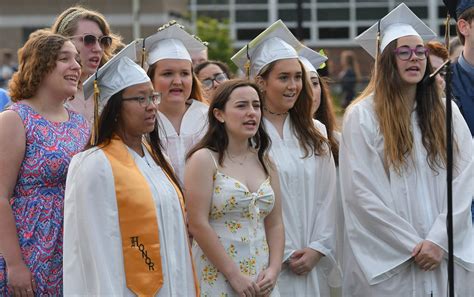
[351,39,449,173]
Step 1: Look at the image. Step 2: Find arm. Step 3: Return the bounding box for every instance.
[0,110,35,296]
[184,149,260,296]
[257,160,284,295]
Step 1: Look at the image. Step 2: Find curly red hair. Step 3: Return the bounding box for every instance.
[9,29,69,102]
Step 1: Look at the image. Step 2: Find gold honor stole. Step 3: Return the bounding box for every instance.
[102,135,199,297]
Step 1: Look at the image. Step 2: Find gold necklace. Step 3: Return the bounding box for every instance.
[263,106,288,116]
[226,150,249,165]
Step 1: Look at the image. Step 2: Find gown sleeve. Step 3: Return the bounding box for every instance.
[339,102,424,285]
[426,102,474,269]
[63,149,125,295]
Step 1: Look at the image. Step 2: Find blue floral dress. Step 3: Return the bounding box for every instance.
[0,103,89,296]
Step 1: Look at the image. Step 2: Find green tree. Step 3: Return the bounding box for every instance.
[196,17,237,73]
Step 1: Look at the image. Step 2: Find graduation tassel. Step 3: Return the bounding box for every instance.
[244,44,251,80]
[140,38,146,68]
[374,20,381,76]
[90,73,100,146]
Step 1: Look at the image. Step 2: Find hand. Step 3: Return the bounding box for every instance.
[228,271,260,297]
[256,267,279,296]
[7,261,36,297]
[412,240,444,271]
[288,248,323,275]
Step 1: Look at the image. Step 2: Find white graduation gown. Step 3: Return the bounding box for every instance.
[158,99,208,185]
[63,146,196,296]
[263,117,340,297]
[339,96,474,297]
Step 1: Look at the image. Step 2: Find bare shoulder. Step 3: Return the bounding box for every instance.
[0,110,25,143]
[186,148,216,173]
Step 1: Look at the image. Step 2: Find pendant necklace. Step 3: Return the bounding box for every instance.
[227,150,249,165]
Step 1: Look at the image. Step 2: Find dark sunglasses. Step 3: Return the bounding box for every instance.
[201,73,228,90]
[70,34,112,49]
[393,45,429,61]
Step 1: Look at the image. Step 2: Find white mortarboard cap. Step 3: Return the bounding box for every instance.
[355,3,436,58]
[231,20,302,78]
[298,45,328,75]
[83,40,150,106]
[144,21,207,65]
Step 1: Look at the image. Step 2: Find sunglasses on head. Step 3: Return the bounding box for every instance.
[70,34,112,49]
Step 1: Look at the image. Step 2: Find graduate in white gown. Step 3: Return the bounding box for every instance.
[143,21,209,185]
[63,42,199,296]
[232,20,339,297]
[340,4,474,296]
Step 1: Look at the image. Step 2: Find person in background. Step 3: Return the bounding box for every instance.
[0,88,10,111]
[143,21,209,185]
[449,36,464,62]
[0,50,16,90]
[191,48,208,67]
[0,30,89,296]
[52,5,121,125]
[186,79,284,297]
[194,60,231,101]
[338,50,360,108]
[426,40,449,92]
[63,42,199,296]
[341,4,474,295]
[232,20,339,297]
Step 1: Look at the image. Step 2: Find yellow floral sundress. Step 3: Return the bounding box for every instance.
[192,153,278,297]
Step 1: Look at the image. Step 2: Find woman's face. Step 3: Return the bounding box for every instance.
[118,81,157,137]
[71,19,106,79]
[41,41,81,100]
[152,59,193,106]
[197,63,228,100]
[259,58,302,114]
[214,86,261,141]
[394,35,427,87]
[429,54,446,91]
[309,72,321,116]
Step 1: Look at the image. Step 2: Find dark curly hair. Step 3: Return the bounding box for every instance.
[9,29,69,102]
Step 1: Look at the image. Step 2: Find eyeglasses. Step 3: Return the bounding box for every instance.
[201,73,228,90]
[122,92,161,107]
[393,45,429,61]
[70,34,112,49]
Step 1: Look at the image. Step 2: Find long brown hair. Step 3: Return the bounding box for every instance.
[258,59,329,157]
[314,76,340,165]
[51,5,121,67]
[9,30,69,102]
[147,62,206,103]
[187,79,272,175]
[88,90,182,193]
[351,39,449,173]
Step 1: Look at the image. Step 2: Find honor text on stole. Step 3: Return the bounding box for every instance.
[130,236,155,271]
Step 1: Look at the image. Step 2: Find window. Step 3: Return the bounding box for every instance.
[278,9,311,22]
[317,8,350,21]
[289,27,311,40]
[197,0,229,4]
[236,0,267,3]
[236,10,268,22]
[319,27,349,39]
[237,28,267,40]
[356,7,388,20]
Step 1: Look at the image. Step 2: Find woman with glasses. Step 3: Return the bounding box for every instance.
[195,60,231,101]
[232,20,339,297]
[63,43,199,296]
[144,22,209,185]
[52,6,121,125]
[340,4,474,296]
[0,30,89,296]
